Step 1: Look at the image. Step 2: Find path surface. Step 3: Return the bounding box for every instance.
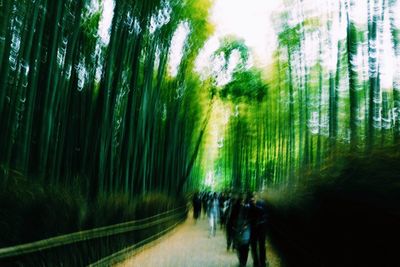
[116,213,281,267]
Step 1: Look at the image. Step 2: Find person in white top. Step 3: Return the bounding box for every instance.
[207,192,219,237]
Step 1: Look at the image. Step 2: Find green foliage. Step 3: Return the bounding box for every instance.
[2,0,399,251]
[0,0,215,249]
[177,0,215,67]
[220,68,267,102]
[209,0,400,191]
[215,36,249,70]
[277,24,301,48]
[206,36,269,191]
[81,5,102,54]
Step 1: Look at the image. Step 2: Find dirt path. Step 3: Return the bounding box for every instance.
[115,214,281,267]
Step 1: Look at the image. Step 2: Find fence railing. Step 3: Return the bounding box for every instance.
[88,218,184,267]
[0,205,188,266]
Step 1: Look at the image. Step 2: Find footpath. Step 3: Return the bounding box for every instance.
[115,213,281,267]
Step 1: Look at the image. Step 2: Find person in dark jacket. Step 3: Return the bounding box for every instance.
[192,192,202,222]
[228,193,252,267]
[249,192,268,267]
[201,191,209,218]
[225,194,237,251]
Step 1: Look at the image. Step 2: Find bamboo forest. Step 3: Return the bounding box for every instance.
[1,0,400,266]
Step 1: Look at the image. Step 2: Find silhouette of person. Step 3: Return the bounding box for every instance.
[249,193,268,267]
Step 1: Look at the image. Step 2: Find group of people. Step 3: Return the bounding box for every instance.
[192,191,268,267]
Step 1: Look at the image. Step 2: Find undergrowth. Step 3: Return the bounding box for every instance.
[263,146,400,267]
[0,169,185,248]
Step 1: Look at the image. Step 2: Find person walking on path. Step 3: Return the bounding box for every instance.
[207,192,219,237]
[192,192,202,223]
[225,194,235,251]
[249,192,268,267]
[228,193,252,267]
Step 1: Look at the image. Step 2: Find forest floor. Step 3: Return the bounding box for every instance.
[115,212,282,267]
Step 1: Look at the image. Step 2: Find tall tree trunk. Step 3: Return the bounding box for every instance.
[346,0,359,151]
